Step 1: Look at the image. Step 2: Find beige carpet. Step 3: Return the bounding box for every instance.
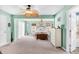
[0,37,66,54]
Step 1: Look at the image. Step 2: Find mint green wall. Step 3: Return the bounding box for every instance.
[25,21,27,35]
[26,21,31,34]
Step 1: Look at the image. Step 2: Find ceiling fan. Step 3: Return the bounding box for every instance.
[22,5,39,17]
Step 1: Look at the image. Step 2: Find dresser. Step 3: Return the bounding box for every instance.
[36,33,48,40]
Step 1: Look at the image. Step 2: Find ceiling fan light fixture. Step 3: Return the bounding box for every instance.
[23,5,39,17]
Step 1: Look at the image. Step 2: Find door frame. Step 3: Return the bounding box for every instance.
[66,6,78,53]
[66,11,71,53]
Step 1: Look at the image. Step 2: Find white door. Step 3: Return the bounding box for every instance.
[70,12,77,52]
[76,15,79,47]
[17,20,25,39]
[66,12,71,52]
[0,15,8,46]
[50,28,55,46]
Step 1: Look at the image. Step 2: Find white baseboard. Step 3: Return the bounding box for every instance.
[76,42,79,47]
[0,42,10,48]
[62,47,71,53]
[61,47,66,51]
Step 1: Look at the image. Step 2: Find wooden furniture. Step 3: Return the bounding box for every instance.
[36,33,48,40]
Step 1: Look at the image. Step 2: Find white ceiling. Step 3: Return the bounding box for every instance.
[0,5,64,15]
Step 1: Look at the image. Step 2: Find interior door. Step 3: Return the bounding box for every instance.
[76,15,79,47]
[17,20,25,39]
[0,14,8,46]
[70,12,77,52]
